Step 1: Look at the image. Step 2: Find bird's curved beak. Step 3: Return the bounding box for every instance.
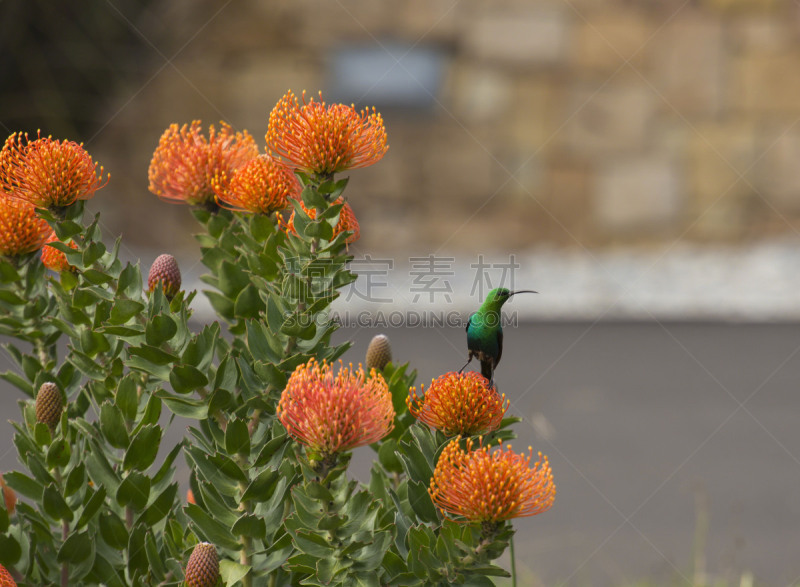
[509,290,538,296]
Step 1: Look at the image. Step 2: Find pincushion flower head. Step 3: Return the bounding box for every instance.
[215,154,300,214]
[0,194,53,257]
[429,436,556,524]
[285,197,360,244]
[407,371,509,437]
[0,131,108,210]
[267,90,388,176]
[277,358,394,457]
[148,121,258,207]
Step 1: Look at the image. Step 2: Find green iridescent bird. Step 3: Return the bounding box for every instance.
[460,287,537,384]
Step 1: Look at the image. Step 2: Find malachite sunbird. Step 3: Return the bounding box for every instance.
[460,287,537,384]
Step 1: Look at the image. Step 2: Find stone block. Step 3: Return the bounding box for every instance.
[421,123,497,205]
[463,8,571,66]
[594,158,683,232]
[507,78,562,151]
[688,122,757,205]
[447,65,513,122]
[562,81,655,155]
[687,122,757,237]
[730,16,790,54]
[754,129,800,210]
[648,18,725,117]
[702,0,779,11]
[733,53,800,114]
[573,13,651,71]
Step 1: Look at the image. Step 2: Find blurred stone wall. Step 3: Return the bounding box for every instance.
[92,0,800,256]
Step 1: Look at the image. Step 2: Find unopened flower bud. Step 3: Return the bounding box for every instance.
[35,382,63,429]
[185,542,219,587]
[148,254,181,300]
[366,334,392,371]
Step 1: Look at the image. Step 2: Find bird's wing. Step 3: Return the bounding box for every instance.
[495,329,503,368]
[466,313,473,334]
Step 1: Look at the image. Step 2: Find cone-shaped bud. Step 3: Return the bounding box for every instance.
[185,542,219,587]
[0,474,16,515]
[148,254,181,300]
[186,489,196,505]
[366,334,392,371]
[35,382,63,429]
[0,564,16,586]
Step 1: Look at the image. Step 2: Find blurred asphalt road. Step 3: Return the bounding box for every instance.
[3,321,800,586]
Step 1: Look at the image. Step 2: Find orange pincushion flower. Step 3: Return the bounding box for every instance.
[277,359,394,455]
[0,194,53,257]
[148,121,258,206]
[407,371,509,437]
[0,564,16,586]
[430,436,556,523]
[215,154,300,214]
[267,90,388,175]
[0,131,108,208]
[285,198,360,244]
[41,233,78,272]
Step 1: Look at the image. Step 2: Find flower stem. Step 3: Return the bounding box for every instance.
[510,534,517,587]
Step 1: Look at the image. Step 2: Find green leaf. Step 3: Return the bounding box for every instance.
[253,361,287,390]
[117,472,151,510]
[408,479,439,524]
[204,290,234,319]
[138,483,177,526]
[0,371,33,397]
[184,504,240,550]
[301,184,329,208]
[154,390,208,419]
[57,531,92,563]
[234,284,262,319]
[231,513,266,539]
[99,511,129,550]
[85,446,120,494]
[117,263,143,298]
[220,559,251,587]
[218,260,249,298]
[43,483,73,521]
[100,402,130,449]
[3,471,43,500]
[68,349,107,380]
[225,418,250,456]
[246,320,278,363]
[46,437,71,469]
[115,375,139,420]
[169,363,208,394]
[240,469,279,503]
[109,299,144,324]
[145,314,178,346]
[123,424,162,471]
[145,531,167,581]
[65,463,86,497]
[0,534,21,567]
[128,344,178,365]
